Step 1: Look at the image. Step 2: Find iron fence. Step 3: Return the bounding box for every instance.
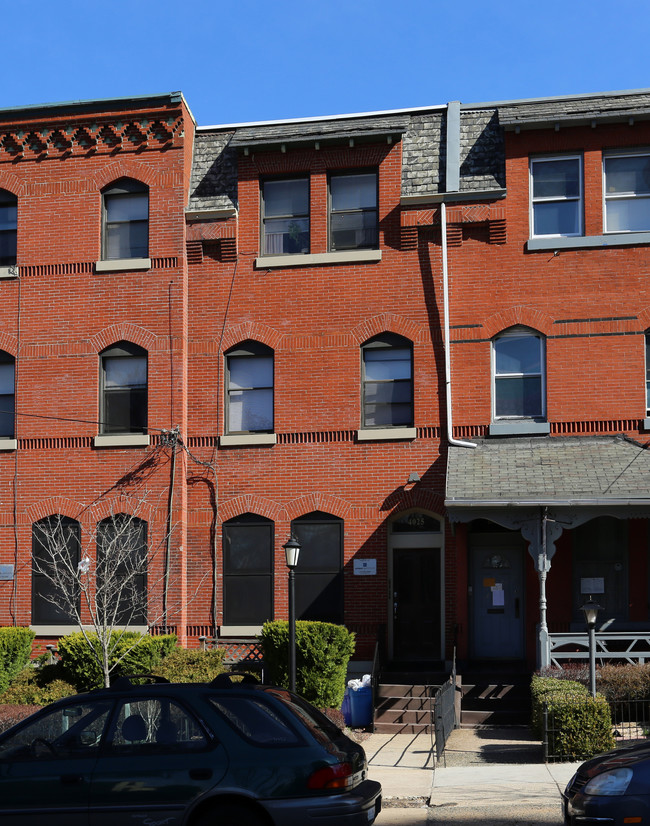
[433,656,458,760]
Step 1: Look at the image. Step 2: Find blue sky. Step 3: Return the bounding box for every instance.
[5,0,649,126]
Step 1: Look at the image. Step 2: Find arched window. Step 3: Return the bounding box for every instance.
[97,514,147,626]
[222,514,273,627]
[225,341,274,434]
[492,327,545,420]
[0,190,17,267]
[0,351,15,438]
[32,516,80,625]
[291,512,343,624]
[102,178,149,260]
[100,341,148,434]
[361,333,413,428]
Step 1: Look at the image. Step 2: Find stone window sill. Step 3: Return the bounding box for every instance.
[95,258,152,273]
[0,439,17,451]
[489,421,550,436]
[0,266,18,279]
[527,232,650,252]
[255,249,382,269]
[94,434,151,448]
[356,427,417,442]
[219,626,263,637]
[220,433,277,447]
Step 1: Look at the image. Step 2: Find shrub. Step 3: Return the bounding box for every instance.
[545,692,615,760]
[0,628,35,695]
[597,663,650,701]
[153,647,227,683]
[260,621,355,708]
[531,674,585,735]
[58,632,178,690]
[0,662,76,706]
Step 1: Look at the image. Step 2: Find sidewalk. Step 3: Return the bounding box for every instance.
[365,726,581,809]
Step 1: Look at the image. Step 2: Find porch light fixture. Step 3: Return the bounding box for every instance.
[283,535,301,693]
[580,597,603,697]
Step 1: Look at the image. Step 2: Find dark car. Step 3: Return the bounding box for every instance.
[0,672,381,825]
[563,739,650,824]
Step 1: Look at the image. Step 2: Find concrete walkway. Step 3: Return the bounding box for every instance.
[365,727,581,809]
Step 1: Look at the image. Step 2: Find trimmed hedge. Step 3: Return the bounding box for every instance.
[531,675,615,759]
[260,621,355,708]
[58,632,178,690]
[597,663,650,701]
[0,628,34,695]
[153,647,227,683]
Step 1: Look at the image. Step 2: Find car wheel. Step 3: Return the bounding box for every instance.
[196,802,267,826]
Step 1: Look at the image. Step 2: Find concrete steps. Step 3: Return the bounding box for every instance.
[373,673,445,734]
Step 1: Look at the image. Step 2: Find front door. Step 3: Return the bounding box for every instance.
[393,547,440,660]
[470,533,524,659]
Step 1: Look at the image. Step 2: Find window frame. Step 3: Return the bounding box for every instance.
[222,514,274,627]
[96,514,147,627]
[32,516,81,625]
[101,178,149,261]
[328,170,379,252]
[100,341,148,436]
[0,189,17,268]
[492,327,546,421]
[529,155,583,238]
[260,177,310,256]
[225,341,274,435]
[0,350,15,439]
[291,512,343,624]
[361,333,413,430]
[603,150,650,234]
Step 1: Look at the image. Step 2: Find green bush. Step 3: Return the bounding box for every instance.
[0,628,34,695]
[260,621,355,708]
[531,675,585,735]
[153,647,227,683]
[58,632,178,690]
[597,663,650,701]
[0,662,76,706]
[545,692,615,760]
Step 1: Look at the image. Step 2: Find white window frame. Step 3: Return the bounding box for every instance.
[530,155,583,238]
[492,327,546,421]
[225,341,274,435]
[603,150,650,234]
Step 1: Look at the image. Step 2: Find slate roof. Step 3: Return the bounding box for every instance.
[188,131,237,212]
[445,436,650,506]
[498,90,650,129]
[229,114,410,148]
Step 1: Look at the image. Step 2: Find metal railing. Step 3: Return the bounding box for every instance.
[549,632,650,667]
[433,651,458,760]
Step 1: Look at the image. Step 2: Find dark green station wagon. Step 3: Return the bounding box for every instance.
[0,673,381,825]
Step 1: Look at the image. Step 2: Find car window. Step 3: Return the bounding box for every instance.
[106,697,209,754]
[208,694,303,747]
[265,688,345,750]
[0,701,112,761]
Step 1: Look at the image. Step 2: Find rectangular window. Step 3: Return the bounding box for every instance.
[530,156,582,237]
[262,178,309,255]
[101,344,148,435]
[329,172,378,250]
[604,152,650,233]
[226,345,273,433]
[493,332,545,419]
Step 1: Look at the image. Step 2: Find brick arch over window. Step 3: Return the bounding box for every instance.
[0,333,18,358]
[219,496,283,524]
[90,497,156,527]
[89,324,156,355]
[286,493,350,522]
[0,174,25,198]
[94,161,161,191]
[220,323,283,354]
[25,498,82,525]
[637,307,650,331]
[351,314,424,346]
[388,489,445,515]
[483,308,553,339]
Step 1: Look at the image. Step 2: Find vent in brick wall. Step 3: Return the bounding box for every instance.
[186,436,219,448]
[551,419,643,435]
[453,425,489,439]
[446,225,463,247]
[417,426,442,439]
[151,257,178,269]
[219,238,237,262]
[20,437,94,450]
[186,241,203,265]
[400,226,418,250]
[277,430,355,444]
[19,262,94,278]
[150,625,178,636]
[187,626,215,639]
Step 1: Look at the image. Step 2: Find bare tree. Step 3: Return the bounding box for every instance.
[31,494,182,688]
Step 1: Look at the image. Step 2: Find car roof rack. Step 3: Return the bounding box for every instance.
[110,674,171,690]
[210,671,261,688]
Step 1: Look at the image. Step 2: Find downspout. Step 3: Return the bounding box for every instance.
[441,202,476,449]
[441,101,476,449]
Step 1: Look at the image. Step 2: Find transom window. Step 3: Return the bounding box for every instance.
[530,156,582,237]
[100,342,148,434]
[226,341,273,434]
[102,178,149,260]
[262,178,309,255]
[493,328,545,419]
[0,190,17,267]
[329,172,378,250]
[604,152,650,233]
[362,334,413,428]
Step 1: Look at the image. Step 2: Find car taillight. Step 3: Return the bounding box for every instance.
[308,762,354,790]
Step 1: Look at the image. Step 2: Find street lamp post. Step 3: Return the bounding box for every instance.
[580,596,603,698]
[283,535,301,693]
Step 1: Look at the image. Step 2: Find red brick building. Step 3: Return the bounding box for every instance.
[5,88,650,675]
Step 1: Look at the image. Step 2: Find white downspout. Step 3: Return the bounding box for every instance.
[441,200,476,449]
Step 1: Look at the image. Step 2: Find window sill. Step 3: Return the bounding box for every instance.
[527,232,650,252]
[0,439,17,451]
[220,433,277,447]
[94,434,151,448]
[218,626,263,637]
[95,258,152,273]
[356,427,417,442]
[489,421,550,436]
[643,418,650,431]
[31,624,148,636]
[0,266,18,279]
[255,249,382,269]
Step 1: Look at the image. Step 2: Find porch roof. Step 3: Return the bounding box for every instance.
[445,435,650,508]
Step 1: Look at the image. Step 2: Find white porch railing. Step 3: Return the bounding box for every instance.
[549,632,650,667]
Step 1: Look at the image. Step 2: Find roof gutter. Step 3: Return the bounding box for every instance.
[445,497,650,508]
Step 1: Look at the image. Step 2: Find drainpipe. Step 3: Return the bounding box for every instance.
[441,199,476,449]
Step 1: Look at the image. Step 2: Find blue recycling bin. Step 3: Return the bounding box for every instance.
[348,685,372,727]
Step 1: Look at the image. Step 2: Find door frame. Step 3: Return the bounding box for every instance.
[387,509,444,661]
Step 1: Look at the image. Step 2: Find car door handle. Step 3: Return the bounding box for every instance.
[60,774,85,784]
[189,768,212,780]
